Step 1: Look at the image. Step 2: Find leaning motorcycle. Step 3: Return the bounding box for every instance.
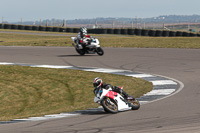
[71,37,104,56]
[94,87,140,113]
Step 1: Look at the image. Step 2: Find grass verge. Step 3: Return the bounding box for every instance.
[0,29,73,46]
[0,65,152,121]
[0,29,200,48]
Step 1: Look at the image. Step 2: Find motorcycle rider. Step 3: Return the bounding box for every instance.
[93,77,134,100]
[76,27,91,47]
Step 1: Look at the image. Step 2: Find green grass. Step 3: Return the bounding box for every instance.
[0,29,73,46]
[100,36,200,48]
[0,29,200,48]
[0,65,152,121]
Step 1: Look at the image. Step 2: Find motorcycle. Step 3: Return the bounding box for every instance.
[94,87,140,113]
[71,36,104,56]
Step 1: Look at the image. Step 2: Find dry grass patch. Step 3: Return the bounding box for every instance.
[1,29,200,48]
[100,36,200,48]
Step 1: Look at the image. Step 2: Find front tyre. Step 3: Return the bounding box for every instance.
[129,99,140,110]
[101,97,118,113]
[96,47,104,56]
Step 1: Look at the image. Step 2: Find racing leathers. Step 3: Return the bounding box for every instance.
[93,83,131,100]
[77,32,91,46]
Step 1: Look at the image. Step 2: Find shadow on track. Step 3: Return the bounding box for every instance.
[58,55,99,57]
[73,108,108,115]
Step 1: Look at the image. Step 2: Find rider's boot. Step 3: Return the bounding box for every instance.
[122,91,135,100]
[122,91,136,108]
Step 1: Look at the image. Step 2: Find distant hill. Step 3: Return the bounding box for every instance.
[144,15,200,23]
[64,15,200,24]
[9,14,200,26]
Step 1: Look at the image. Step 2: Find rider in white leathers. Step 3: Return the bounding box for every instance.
[77,27,91,47]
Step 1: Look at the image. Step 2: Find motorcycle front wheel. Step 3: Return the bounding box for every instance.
[129,99,140,110]
[96,47,104,56]
[76,48,85,56]
[101,97,118,113]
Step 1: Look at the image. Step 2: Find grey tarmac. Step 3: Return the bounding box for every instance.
[0,46,200,133]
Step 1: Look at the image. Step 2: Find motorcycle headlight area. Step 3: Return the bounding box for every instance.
[92,39,96,42]
[95,88,103,96]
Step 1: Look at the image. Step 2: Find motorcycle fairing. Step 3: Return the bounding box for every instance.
[94,88,131,111]
[105,91,118,99]
[114,94,132,111]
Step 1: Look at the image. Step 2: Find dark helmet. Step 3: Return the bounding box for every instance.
[93,77,103,88]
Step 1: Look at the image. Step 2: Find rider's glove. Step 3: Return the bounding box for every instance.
[113,86,123,93]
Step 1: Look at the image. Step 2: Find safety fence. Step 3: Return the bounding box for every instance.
[0,24,199,37]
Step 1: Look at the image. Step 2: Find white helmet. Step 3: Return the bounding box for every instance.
[93,77,103,88]
[80,27,87,34]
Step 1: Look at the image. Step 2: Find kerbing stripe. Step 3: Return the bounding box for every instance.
[144,89,176,96]
[30,65,74,69]
[12,113,80,122]
[151,80,177,85]
[45,113,79,118]
[0,62,16,65]
[138,101,149,104]
[0,62,181,123]
[125,74,155,78]
[83,68,125,73]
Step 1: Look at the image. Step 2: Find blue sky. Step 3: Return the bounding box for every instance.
[1,0,200,22]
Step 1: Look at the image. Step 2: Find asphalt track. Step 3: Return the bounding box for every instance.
[0,46,200,133]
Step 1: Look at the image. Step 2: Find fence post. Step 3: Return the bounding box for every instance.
[2,16,4,24]
[20,18,23,25]
[112,21,115,29]
[131,18,133,29]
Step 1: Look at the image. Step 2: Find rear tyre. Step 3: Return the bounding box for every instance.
[101,97,118,113]
[129,99,140,110]
[75,48,85,56]
[96,47,104,56]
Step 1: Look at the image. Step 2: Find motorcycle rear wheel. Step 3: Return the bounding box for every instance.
[129,99,140,110]
[76,48,85,56]
[96,47,104,56]
[101,97,118,113]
